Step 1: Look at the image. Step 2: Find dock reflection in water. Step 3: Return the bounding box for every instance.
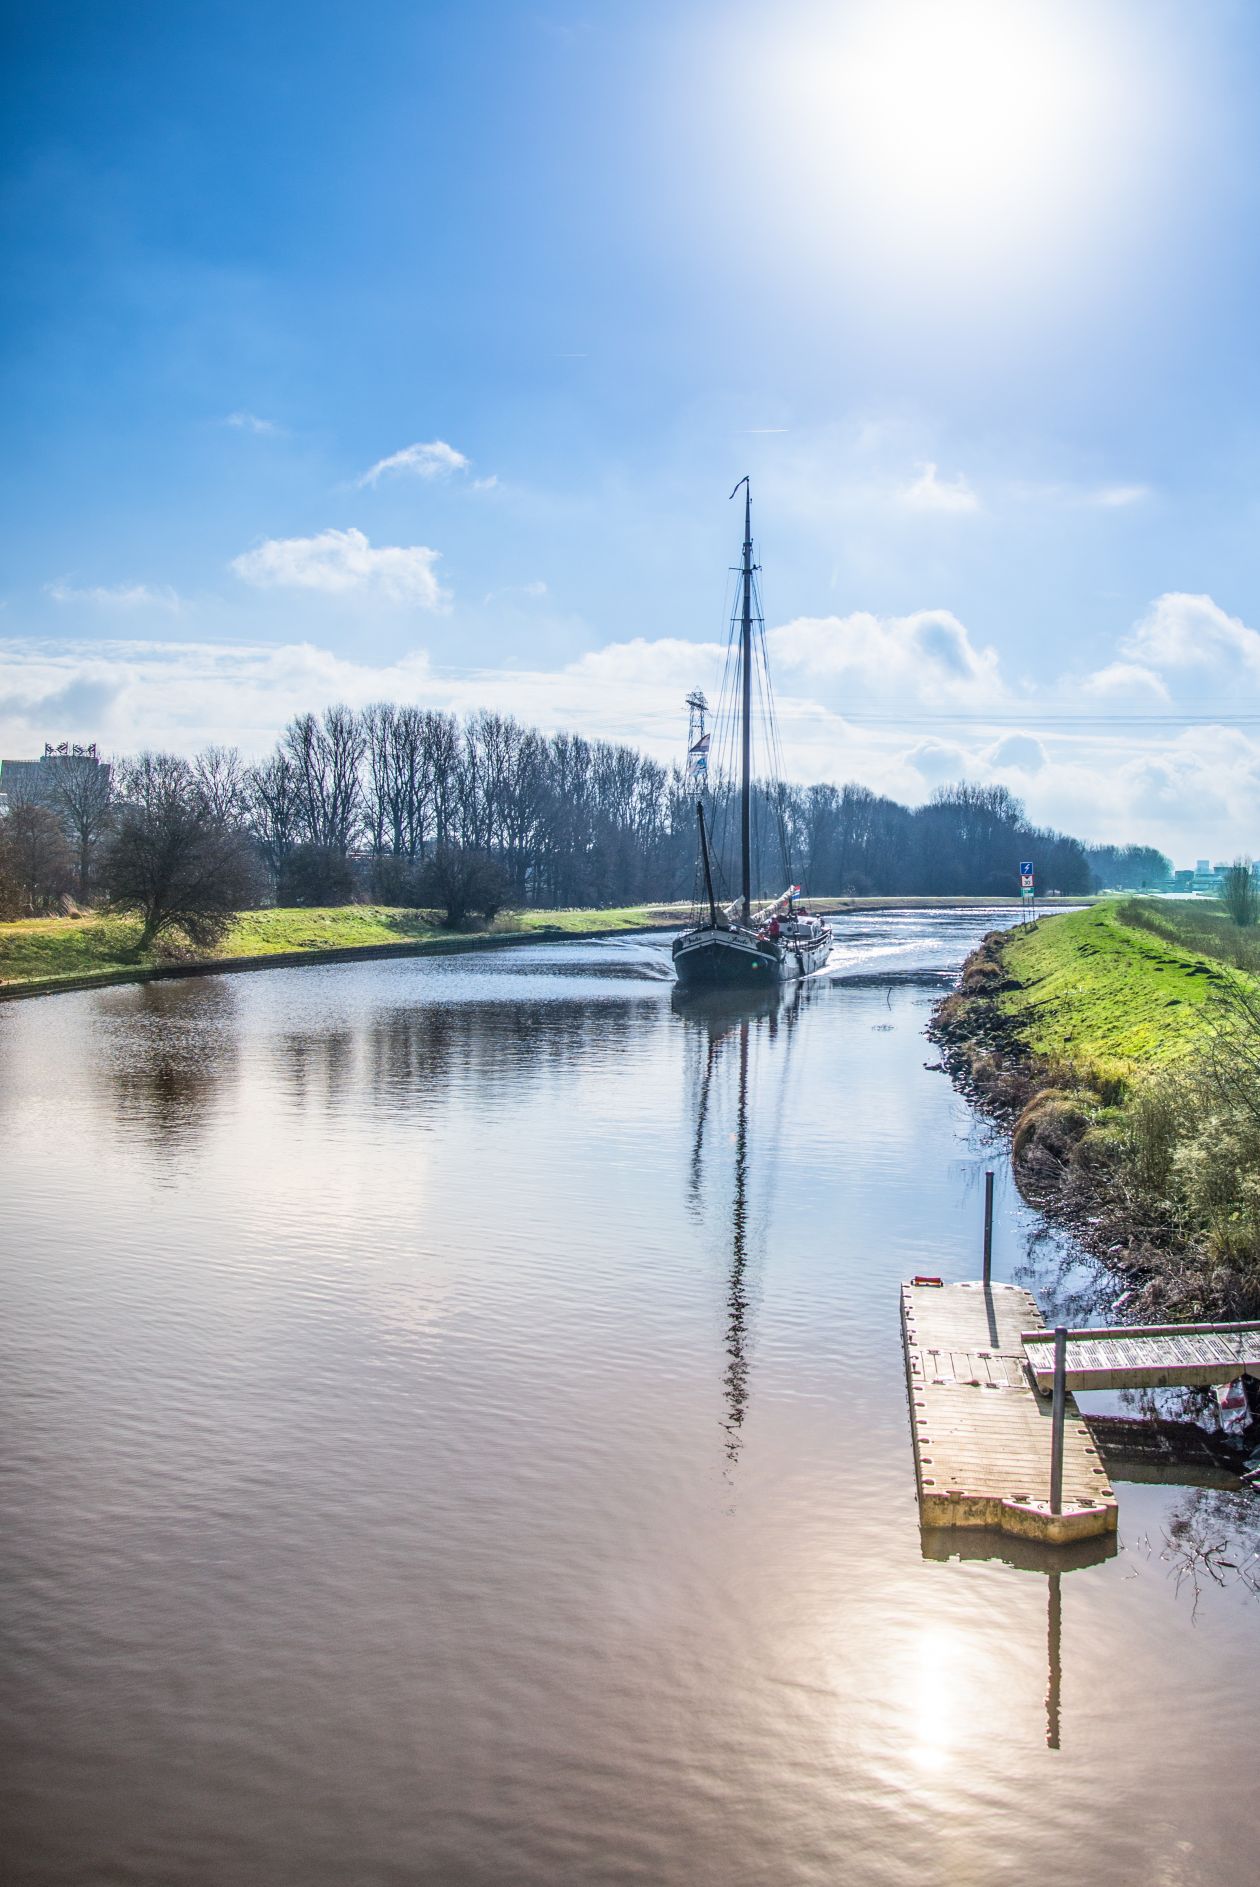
[2,917,1258,1887]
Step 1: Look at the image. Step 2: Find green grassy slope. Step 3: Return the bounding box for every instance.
[0,894,1105,1000]
[0,903,681,995]
[997,902,1240,1085]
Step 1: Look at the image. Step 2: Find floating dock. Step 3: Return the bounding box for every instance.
[901,1280,1118,1546]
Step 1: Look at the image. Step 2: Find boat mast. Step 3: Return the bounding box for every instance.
[732,477,753,921]
[696,799,718,927]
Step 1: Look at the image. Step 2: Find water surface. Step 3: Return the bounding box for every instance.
[3,911,1255,1885]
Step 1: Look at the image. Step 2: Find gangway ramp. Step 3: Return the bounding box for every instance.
[1022,1321,1260,1394]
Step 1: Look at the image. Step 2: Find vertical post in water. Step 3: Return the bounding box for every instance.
[1049,1325,1068,1515]
[982,1170,994,1286]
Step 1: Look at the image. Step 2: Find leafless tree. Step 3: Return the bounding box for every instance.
[45,753,114,900]
[284,705,365,853]
[1220,860,1259,928]
[105,753,262,950]
[194,744,248,828]
[0,804,75,914]
[243,749,303,876]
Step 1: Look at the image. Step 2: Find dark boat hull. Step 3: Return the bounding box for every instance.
[672,925,830,989]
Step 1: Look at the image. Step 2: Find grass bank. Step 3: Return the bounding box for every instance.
[933,901,1260,1321]
[0,894,1095,1002]
[0,903,688,1000]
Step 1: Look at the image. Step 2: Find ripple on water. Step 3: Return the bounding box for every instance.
[1,913,1256,1886]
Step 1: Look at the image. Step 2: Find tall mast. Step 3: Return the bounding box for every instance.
[733,477,753,920]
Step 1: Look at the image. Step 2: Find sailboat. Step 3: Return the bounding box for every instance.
[672,480,833,991]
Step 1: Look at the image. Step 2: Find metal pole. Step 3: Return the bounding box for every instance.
[982,1170,994,1285]
[1049,1325,1067,1515]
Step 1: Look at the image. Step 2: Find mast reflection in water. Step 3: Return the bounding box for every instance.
[675,984,805,1465]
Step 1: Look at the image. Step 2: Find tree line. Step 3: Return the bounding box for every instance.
[1,699,1151,941]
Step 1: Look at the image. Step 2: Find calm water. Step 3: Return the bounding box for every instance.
[2,911,1256,1886]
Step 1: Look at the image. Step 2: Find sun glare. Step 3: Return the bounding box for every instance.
[759,0,1140,281]
[845,4,1085,209]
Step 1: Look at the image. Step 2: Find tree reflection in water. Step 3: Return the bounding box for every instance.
[91,977,240,1160]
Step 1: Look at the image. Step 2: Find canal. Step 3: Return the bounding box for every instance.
[2,909,1255,1885]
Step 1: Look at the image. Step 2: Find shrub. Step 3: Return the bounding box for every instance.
[418,847,510,929]
[277,844,356,907]
[1220,861,1260,929]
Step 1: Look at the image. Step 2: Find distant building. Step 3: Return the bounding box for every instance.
[0,742,110,817]
[1173,869,1195,891]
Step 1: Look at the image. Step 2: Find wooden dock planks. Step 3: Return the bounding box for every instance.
[901,1280,1118,1546]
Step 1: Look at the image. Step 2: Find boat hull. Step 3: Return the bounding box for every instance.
[672,925,830,989]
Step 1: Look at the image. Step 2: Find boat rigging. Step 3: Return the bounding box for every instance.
[672,482,832,991]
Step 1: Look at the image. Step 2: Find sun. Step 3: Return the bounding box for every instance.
[759,0,1133,277]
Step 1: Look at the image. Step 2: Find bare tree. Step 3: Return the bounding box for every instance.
[0,804,75,914]
[362,702,397,857]
[105,753,262,951]
[393,704,433,857]
[1220,860,1259,928]
[243,749,303,877]
[45,753,114,900]
[284,705,365,853]
[423,710,460,850]
[194,744,248,828]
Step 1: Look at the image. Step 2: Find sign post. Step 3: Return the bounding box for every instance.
[1019,860,1035,924]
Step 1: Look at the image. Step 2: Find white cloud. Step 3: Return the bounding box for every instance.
[987,733,1047,773]
[905,738,971,785]
[1081,661,1170,702]
[357,439,470,487]
[225,411,281,435]
[767,609,1003,703]
[46,579,182,611]
[11,587,1260,859]
[471,474,499,492]
[898,460,981,514]
[230,527,448,607]
[1123,592,1260,672]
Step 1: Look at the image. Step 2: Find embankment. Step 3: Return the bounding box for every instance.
[0,904,685,1002]
[1,894,1092,1003]
[932,902,1260,1321]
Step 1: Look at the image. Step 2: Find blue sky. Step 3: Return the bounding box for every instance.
[5,0,1260,856]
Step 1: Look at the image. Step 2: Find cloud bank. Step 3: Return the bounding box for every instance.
[8,591,1260,859]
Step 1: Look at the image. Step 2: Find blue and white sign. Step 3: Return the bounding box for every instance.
[1019,860,1034,878]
